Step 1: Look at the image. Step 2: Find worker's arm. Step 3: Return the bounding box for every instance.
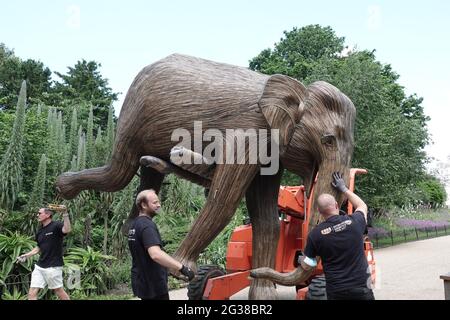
[17,247,40,263]
[61,208,72,234]
[147,246,195,281]
[300,256,318,271]
[148,245,182,271]
[344,189,368,222]
[332,172,368,223]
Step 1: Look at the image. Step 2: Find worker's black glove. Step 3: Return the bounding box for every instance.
[331,172,348,193]
[180,265,195,281]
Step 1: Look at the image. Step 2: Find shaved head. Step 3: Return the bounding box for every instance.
[317,193,339,216]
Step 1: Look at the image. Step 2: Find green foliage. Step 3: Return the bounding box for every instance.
[54,60,118,126]
[250,25,431,210]
[86,104,95,168]
[249,25,344,80]
[1,286,28,300]
[0,231,35,297]
[76,126,86,170]
[417,176,447,208]
[22,154,47,234]
[46,108,68,177]
[68,106,78,160]
[105,105,115,163]
[22,106,48,197]
[0,46,52,109]
[305,51,430,209]
[64,246,116,296]
[198,201,247,267]
[93,126,107,167]
[0,81,27,209]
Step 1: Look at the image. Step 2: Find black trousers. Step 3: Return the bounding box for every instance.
[141,292,170,300]
[327,287,375,300]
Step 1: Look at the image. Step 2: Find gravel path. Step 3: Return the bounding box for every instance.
[169,235,450,300]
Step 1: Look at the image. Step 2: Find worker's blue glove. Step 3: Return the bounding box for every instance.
[180,265,195,281]
[332,172,348,193]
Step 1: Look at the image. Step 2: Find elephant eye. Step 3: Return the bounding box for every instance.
[321,134,336,147]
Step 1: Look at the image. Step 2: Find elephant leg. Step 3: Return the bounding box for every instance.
[246,167,283,300]
[173,163,259,271]
[56,143,140,199]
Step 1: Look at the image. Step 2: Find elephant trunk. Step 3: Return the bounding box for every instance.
[250,266,314,286]
[308,159,351,228]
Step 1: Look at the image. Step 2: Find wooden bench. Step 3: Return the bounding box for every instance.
[440,273,450,300]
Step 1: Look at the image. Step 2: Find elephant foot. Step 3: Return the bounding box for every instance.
[249,279,278,300]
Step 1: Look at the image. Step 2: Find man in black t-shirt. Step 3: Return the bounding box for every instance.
[128,189,195,300]
[300,172,375,300]
[17,207,72,300]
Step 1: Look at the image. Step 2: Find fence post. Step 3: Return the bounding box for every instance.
[375,233,379,248]
[415,227,419,240]
[403,229,407,242]
[440,273,450,300]
[390,230,394,246]
[435,226,438,237]
[426,228,429,238]
[445,225,447,235]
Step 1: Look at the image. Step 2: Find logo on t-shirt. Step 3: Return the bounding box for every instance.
[333,220,352,233]
[321,220,352,235]
[45,232,54,236]
[128,228,136,241]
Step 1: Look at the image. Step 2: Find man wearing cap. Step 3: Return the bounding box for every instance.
[17,207,72,300]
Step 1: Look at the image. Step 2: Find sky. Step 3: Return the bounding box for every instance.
[1,0,449,198]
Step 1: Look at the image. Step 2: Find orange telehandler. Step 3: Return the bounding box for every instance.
[187,168,376,300]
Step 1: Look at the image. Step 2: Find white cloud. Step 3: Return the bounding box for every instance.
[367,5,382,31]
[66,5,81,30]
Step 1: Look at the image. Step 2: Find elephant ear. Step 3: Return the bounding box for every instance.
[258,74,307,153]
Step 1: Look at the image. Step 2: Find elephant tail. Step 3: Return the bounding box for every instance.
[56,146,140,200]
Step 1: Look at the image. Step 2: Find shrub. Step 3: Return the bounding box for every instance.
[0,231,35,298]
[64,246,115,296]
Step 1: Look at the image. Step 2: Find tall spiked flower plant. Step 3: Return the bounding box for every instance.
[0,81,27,209]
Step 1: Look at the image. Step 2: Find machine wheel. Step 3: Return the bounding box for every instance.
[306,275,327,300]
[187,265,226,300]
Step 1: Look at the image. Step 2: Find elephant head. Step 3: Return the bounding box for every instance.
[252,80,356,287]
[259,77,355,223]
[283,81,355,223]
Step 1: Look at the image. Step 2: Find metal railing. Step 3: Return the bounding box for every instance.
[369,225,448,248]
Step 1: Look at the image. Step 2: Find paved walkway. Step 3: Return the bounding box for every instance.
[169,235,450,300]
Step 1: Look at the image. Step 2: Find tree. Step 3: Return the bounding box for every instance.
[0,43,14,62]
[249,25,430,210]
[54,60,119,126]
[249,25,345,80]
[417,175,447,208]
[303,50,429,209]
[0,81,27,209]
[0,46,52,109]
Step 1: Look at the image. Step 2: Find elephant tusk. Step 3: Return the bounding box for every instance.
[250,266,314,286]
